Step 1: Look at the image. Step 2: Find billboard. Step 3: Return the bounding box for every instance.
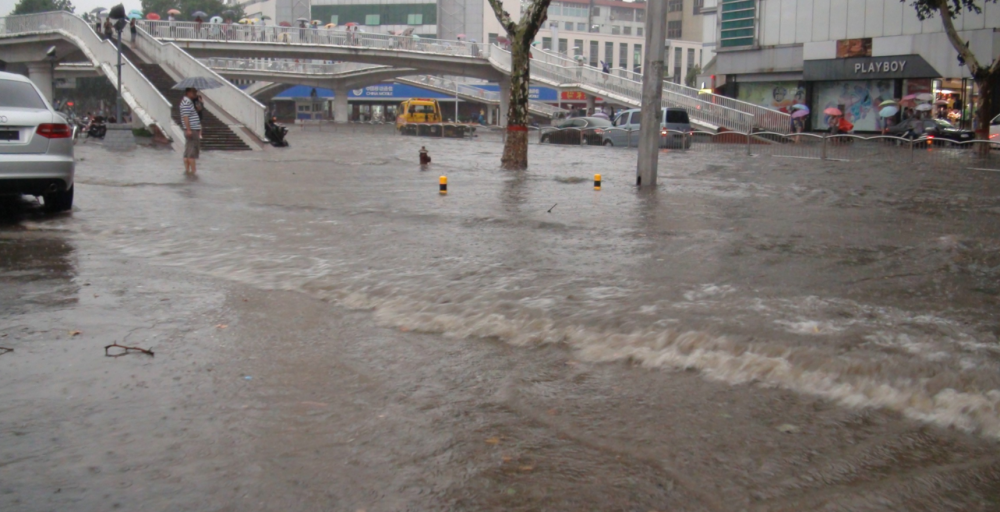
[812,80,894,131]
[737,81,805,113]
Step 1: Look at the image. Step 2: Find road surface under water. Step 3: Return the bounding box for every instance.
[1,127,999,511]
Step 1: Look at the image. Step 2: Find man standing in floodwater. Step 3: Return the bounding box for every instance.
[180,87,201,175]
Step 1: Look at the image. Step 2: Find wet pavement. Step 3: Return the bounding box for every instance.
[2,127,1000,511]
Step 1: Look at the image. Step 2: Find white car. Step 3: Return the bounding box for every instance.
[0,71,75,212]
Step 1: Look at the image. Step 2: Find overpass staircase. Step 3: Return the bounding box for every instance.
[117,43,251,150]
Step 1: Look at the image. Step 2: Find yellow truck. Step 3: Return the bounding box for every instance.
[396,99,442,129]
[396,98,474,138]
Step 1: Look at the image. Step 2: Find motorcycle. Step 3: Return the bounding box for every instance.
[86,116,107,139]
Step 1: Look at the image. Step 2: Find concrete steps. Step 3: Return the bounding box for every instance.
[118,42,251,151]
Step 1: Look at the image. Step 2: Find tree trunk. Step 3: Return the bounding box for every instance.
[974,72,998,156]
[501,36,532,170]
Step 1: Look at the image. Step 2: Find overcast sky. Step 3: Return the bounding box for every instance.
[1,0,145,17]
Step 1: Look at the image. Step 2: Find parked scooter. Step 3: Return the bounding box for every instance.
[86,116,107,139]
[264,116,289,147]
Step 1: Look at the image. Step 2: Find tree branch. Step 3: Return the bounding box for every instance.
[937,0,983,75]
[523,0,550,29]
[486,0,516,35]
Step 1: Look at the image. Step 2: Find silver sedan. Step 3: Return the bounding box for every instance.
[0,71,75,212]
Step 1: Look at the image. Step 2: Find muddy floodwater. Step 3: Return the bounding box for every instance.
[2,127,1000,511]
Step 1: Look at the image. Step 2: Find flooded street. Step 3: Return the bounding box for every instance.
[2,127,1000,511]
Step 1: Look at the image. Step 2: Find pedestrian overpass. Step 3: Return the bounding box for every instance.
[0,11,790,151]
[199,58,567,120]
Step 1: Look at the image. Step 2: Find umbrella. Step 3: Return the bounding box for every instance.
[296,17,309,22]
[915,103,933,111]
[192,11,208,18]
[790,104,808,111]
[879,105,899,117]
[128,12,142,19]
[412,34,421,39]
[456,33,466,39]
[902,93,917,100]
[325,23,336,28]
[933,99,948,106]
[879,99,897,107]
[279,21,291,27]
[210,16,222,23]
[344,22,357,27]
[172,76,224,90]
[916,92,933,101]
[128,9,142,15]
[260,15,271,20]
[146,12,160,20]
[238,18,249,24]
[823,107,842,116]
[90,7,107,14]
[791,109,809,119]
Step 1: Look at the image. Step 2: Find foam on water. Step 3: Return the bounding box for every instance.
[100,227,1000,440]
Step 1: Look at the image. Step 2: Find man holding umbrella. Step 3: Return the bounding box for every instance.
[180,87,201,174]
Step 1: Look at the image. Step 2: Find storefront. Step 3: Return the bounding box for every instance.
[801,51,975,132]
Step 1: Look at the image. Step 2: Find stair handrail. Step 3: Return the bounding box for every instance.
[133,25,266,141]
[488,44,760,132]
[529,46,790,133]
[0,11,176,140]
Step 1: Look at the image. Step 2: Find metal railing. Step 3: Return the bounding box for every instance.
[0,12,176,141]
[200,57,389,75]
[139,20,490,59]
[397,74,567,117]
[579,128,1000,170]
[528,47,790,133]
[489,46,754,133]
[397,122,477,138]
[134,25,267,141]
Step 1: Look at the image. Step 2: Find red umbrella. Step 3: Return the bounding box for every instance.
[278,21,291,27]
[344,22,358,27]
[823,107,842,116]
[146,12,160,20]
[902,93,917,100]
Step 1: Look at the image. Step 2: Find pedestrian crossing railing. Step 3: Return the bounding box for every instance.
[139,20,489,60]
[554,128,1000,170]
[201,57,390,76]
[522,47,791,134]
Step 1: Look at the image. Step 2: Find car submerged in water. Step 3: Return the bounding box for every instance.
[539,117,611,145]
[0,71,75,212]
[602,107,693,149]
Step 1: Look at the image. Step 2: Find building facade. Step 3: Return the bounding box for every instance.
[238,0,311,27]
[709,0,1000,131]
[484,0,708,83]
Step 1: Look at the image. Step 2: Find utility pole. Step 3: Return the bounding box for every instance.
[109,3,126,124]
[636,0,667,188]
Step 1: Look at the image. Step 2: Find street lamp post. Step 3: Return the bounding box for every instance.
[109,4,127,123]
